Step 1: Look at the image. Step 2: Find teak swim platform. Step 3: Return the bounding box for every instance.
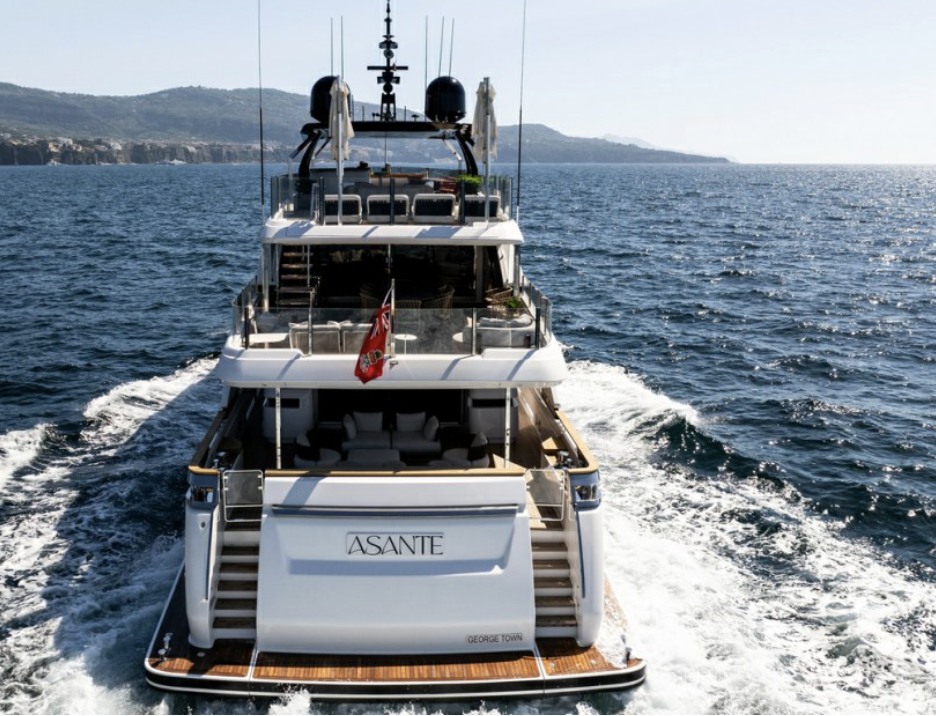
[146,569,645,699]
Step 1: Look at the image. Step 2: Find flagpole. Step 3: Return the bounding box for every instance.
[389,278,396,359]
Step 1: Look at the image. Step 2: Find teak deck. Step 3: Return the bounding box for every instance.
[145,568,645,699]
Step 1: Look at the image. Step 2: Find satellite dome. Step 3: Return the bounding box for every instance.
[425,76,466,123]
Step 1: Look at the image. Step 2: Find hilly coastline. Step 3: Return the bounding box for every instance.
[0,82,730,165]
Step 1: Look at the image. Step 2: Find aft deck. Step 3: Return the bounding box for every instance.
[146,569,645,699]
[190,385,591,476]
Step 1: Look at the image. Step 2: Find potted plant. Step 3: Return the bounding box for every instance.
[456,174,482,195]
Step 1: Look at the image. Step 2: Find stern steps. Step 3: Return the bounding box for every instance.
[214,533,260,639]
[531,523,577,638]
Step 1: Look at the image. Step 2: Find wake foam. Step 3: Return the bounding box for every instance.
[0,423,53,492]
[557,360,936,714]
[0,358,218,714]
[81,358,216,453]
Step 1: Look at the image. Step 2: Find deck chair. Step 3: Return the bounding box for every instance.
[323,195,363,224]
[412,194,457,224]
[366,195,410,223]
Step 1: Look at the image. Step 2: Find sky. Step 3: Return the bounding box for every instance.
[2,0,935,163]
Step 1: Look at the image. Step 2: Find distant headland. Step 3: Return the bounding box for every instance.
[0,82,730,166]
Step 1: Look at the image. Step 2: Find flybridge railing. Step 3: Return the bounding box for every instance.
[231,279,261,345]
[269,170,513,225]
[231,305,548,355]
[232,276,553,355]
[519,276,553,346]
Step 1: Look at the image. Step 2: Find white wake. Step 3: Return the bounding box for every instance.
[0,358,217,715]
[557,360,936,714]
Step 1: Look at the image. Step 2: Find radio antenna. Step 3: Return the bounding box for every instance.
[424,16,428,93]
[340,15,345,78]
[516,0,528,223]
[448,19,455,76]
[257,0,265,217]
[438,16,445,78]
[330,18,334,75]
[367,1,408,121]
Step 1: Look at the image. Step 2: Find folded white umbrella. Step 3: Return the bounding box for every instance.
[329,79,354,161]
[472,80,498,161]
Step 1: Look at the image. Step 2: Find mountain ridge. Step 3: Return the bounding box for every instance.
[0,82,730,165]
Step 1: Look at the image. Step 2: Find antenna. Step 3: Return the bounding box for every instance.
[438,16,445,78]
[257,0,265,217]
[340,16,345,78]
[448,18,455,76]
[516,0,528,223]
[367,1,409,121]
[424,16,428,93]
[330,18,334,75]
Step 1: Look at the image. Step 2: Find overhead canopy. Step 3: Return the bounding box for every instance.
[301,121,469,139]
[296,120,479,176]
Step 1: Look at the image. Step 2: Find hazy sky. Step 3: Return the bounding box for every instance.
[3,0,935,163]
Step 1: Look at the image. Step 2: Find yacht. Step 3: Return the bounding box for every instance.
[145,6,645,699]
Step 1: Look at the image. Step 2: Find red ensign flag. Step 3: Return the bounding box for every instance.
[354,289,392,384]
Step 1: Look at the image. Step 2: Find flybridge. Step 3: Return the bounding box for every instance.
[266,168,514,229]
[290,2,498,224]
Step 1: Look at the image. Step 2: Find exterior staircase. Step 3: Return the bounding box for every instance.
[531,521,577,639]
[277,247,317,308]
[214,507,261,640]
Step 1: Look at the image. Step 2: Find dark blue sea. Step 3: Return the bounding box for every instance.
[0,163,934,714]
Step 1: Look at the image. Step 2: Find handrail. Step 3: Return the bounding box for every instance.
[238,301,548,356]
[526,467,566,522]
[556,410,600,475]
[204,507,215,601]
[222,469,265,522]
[262,466,527,477]
[190,409,227,468]
[572,478,587,599]
[270,504,518,518]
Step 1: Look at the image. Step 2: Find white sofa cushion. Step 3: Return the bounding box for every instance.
[396,412,426,432]
[440,447,490,468]
[423,415,440,441]
[392,432,441,454]
[342,414,356,440]
[354,411,384,432]
[342,431,392,451]
[294,447,342,469]
[440,433,490,468]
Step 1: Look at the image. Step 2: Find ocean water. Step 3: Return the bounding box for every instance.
[0,163,934,714]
